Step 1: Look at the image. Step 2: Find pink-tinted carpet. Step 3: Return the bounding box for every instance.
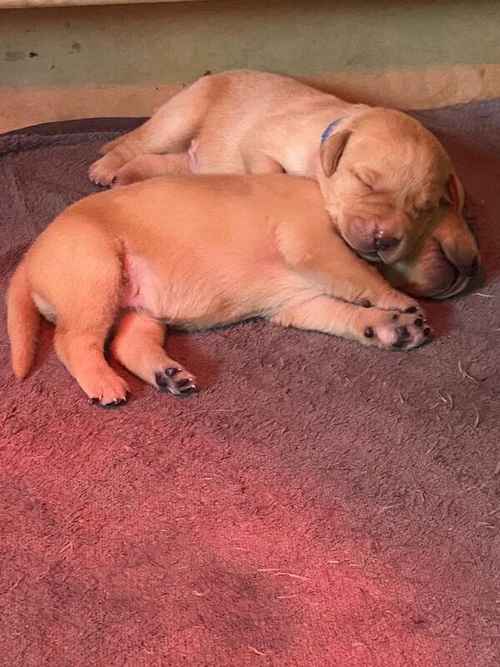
[1,104,499,666]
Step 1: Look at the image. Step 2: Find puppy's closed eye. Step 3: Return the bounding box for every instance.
[353,172,375,191]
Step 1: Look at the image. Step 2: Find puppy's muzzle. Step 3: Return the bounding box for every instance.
[357,233,405,264]
[342,210,412,264]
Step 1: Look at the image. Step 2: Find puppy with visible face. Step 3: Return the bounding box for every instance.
[8,174,434,407]
[381,205,480,299]
[89,69,480,293]
[318,110,459,263]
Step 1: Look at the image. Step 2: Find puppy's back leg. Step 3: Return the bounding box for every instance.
[112,153,191,187]
[271,296,431,351]
[41,237,129,406]
[90,79,212,186]
[110,311,198,396]
[55,324,129,407]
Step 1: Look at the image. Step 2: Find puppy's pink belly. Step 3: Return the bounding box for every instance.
[120,252,256,328]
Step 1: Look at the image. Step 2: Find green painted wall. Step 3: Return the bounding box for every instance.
[1,0,500,88]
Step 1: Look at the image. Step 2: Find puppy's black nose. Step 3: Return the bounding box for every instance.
[374,236,400,251]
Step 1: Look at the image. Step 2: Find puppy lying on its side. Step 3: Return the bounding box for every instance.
[89,69,480,290]
[380,204,479,299]
[8,174,431,407]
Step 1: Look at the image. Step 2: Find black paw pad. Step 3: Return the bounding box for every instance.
[102,397,128,409]
[155,369,199,397]
[392,325,411,349]
[405,306,418,314]
[396,325,410,339]
[89,396,128,409]
[364,327,374,338]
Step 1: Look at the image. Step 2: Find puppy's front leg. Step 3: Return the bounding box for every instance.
[313,252,422,314]
[110,311,198,396]
[278,222,422,314]
[271,296,431,350]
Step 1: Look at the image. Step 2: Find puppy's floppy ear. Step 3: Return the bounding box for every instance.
[433,206,480,278]
[442,173,464,213]
[320,130,351,178]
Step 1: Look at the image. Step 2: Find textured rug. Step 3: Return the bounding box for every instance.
[1,103,499,666]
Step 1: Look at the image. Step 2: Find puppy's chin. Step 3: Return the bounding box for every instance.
[380,238,465,299]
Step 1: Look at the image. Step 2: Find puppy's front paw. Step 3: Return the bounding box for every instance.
[88,155,122,187]
[363,310,432,351]
[155,366,199,397]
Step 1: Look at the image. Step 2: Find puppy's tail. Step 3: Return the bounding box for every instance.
[7,261,40,379]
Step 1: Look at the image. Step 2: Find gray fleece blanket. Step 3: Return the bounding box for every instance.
[0,105,499,666]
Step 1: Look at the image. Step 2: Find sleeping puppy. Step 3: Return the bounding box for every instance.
[89,69,480,287]
[8,174,432,407]
[380,204,479,299]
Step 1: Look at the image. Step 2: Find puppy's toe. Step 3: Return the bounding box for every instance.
[87,373,130,407]
[90,396,128,409]
[367,312,432,351]
[88,157,119,187]
[155,367,199,397]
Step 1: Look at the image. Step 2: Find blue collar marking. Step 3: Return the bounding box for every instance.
[320,118,344,144]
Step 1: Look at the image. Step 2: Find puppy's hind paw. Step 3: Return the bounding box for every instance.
[88,155,122,187]
[85,371,130,407]
[155,367,199,397]
[89,395,128,409]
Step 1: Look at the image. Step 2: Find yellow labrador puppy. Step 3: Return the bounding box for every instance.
[8,174,431,407]
[89,70,479,281]
[381,206,479,299]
